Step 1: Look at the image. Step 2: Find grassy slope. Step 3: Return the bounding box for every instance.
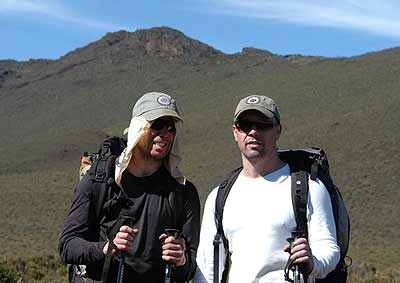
[0,30,399,276]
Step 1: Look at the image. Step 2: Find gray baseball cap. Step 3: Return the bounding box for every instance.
[132,92,183,121]
[234,95,281,124]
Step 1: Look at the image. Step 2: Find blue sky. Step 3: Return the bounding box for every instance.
[1,0,400,61]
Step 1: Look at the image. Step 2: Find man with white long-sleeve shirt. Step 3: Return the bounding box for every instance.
[193,95,340,283]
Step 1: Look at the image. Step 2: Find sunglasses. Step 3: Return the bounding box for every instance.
[235,119,276,133]
[151,118,176,133]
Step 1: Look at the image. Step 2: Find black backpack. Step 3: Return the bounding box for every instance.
[69,136,185,283]
[69,136,127,283]
[213,148,350,283]
[83,136,128,220]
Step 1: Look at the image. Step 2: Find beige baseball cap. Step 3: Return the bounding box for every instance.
[234,95,280,124]
[132,92,183,122]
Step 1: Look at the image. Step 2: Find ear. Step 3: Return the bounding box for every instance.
[275,124,282,140]
[232,125,238,143]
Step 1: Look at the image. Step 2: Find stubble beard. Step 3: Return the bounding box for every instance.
[240,136,265,158]
[243,147,266,160]
[134,130,171,162]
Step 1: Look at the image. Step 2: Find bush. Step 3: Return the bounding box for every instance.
[0,261,20,283]
[348,263,400,283]
[1,255,67,283]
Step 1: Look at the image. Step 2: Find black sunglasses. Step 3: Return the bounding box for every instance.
[151,118,176,133]
[235,119,276,133]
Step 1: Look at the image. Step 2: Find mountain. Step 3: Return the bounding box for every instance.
[0,26,399,276]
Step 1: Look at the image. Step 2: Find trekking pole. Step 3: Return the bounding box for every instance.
[116,216,135,283]
[285,231,303,283]
[293,264,301,283]
[285,237,300,283]
[164,229,181,283]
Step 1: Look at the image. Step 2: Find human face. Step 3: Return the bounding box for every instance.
[135,117,177,161]
[233,110,281,161]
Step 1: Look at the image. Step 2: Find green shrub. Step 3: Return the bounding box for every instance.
[0,261,20,283]
[348,263,400,283]
[2,255,67,283]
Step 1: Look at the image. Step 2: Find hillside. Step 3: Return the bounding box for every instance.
[0,26,399,279]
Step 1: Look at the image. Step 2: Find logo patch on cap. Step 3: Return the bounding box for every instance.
[157,95,171,106]
[246,96,260,104]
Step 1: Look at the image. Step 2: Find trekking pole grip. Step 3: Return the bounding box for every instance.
[116,216,136,283]
[164,228,181,283]
[284,234,301,283]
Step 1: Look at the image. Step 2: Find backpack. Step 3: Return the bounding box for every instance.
[81,136,128,219]
[69,136,185,283]
[213,148,350,283]
[69,136,127,283]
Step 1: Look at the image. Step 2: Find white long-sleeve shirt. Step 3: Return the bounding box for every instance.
[193,164,340,283]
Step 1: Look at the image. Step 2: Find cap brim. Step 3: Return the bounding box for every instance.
[234,106,275,121]
[141,109,183,122]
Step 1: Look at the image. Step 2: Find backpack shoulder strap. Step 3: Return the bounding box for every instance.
[88,154,119,221]
[168,181,186,231]
[215,167,242,247]
[291,170,310,282]
[291,171,309,238]
[214,166,242,283]
[85,137,127,218]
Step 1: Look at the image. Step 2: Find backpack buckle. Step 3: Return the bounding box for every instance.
[102,139,112,148]
[95,170,105,182]
[213,234,221,246]
[99,140,113,156]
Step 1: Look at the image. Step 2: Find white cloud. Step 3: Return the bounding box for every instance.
[206,0,400,38]
[0,0,126,31]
